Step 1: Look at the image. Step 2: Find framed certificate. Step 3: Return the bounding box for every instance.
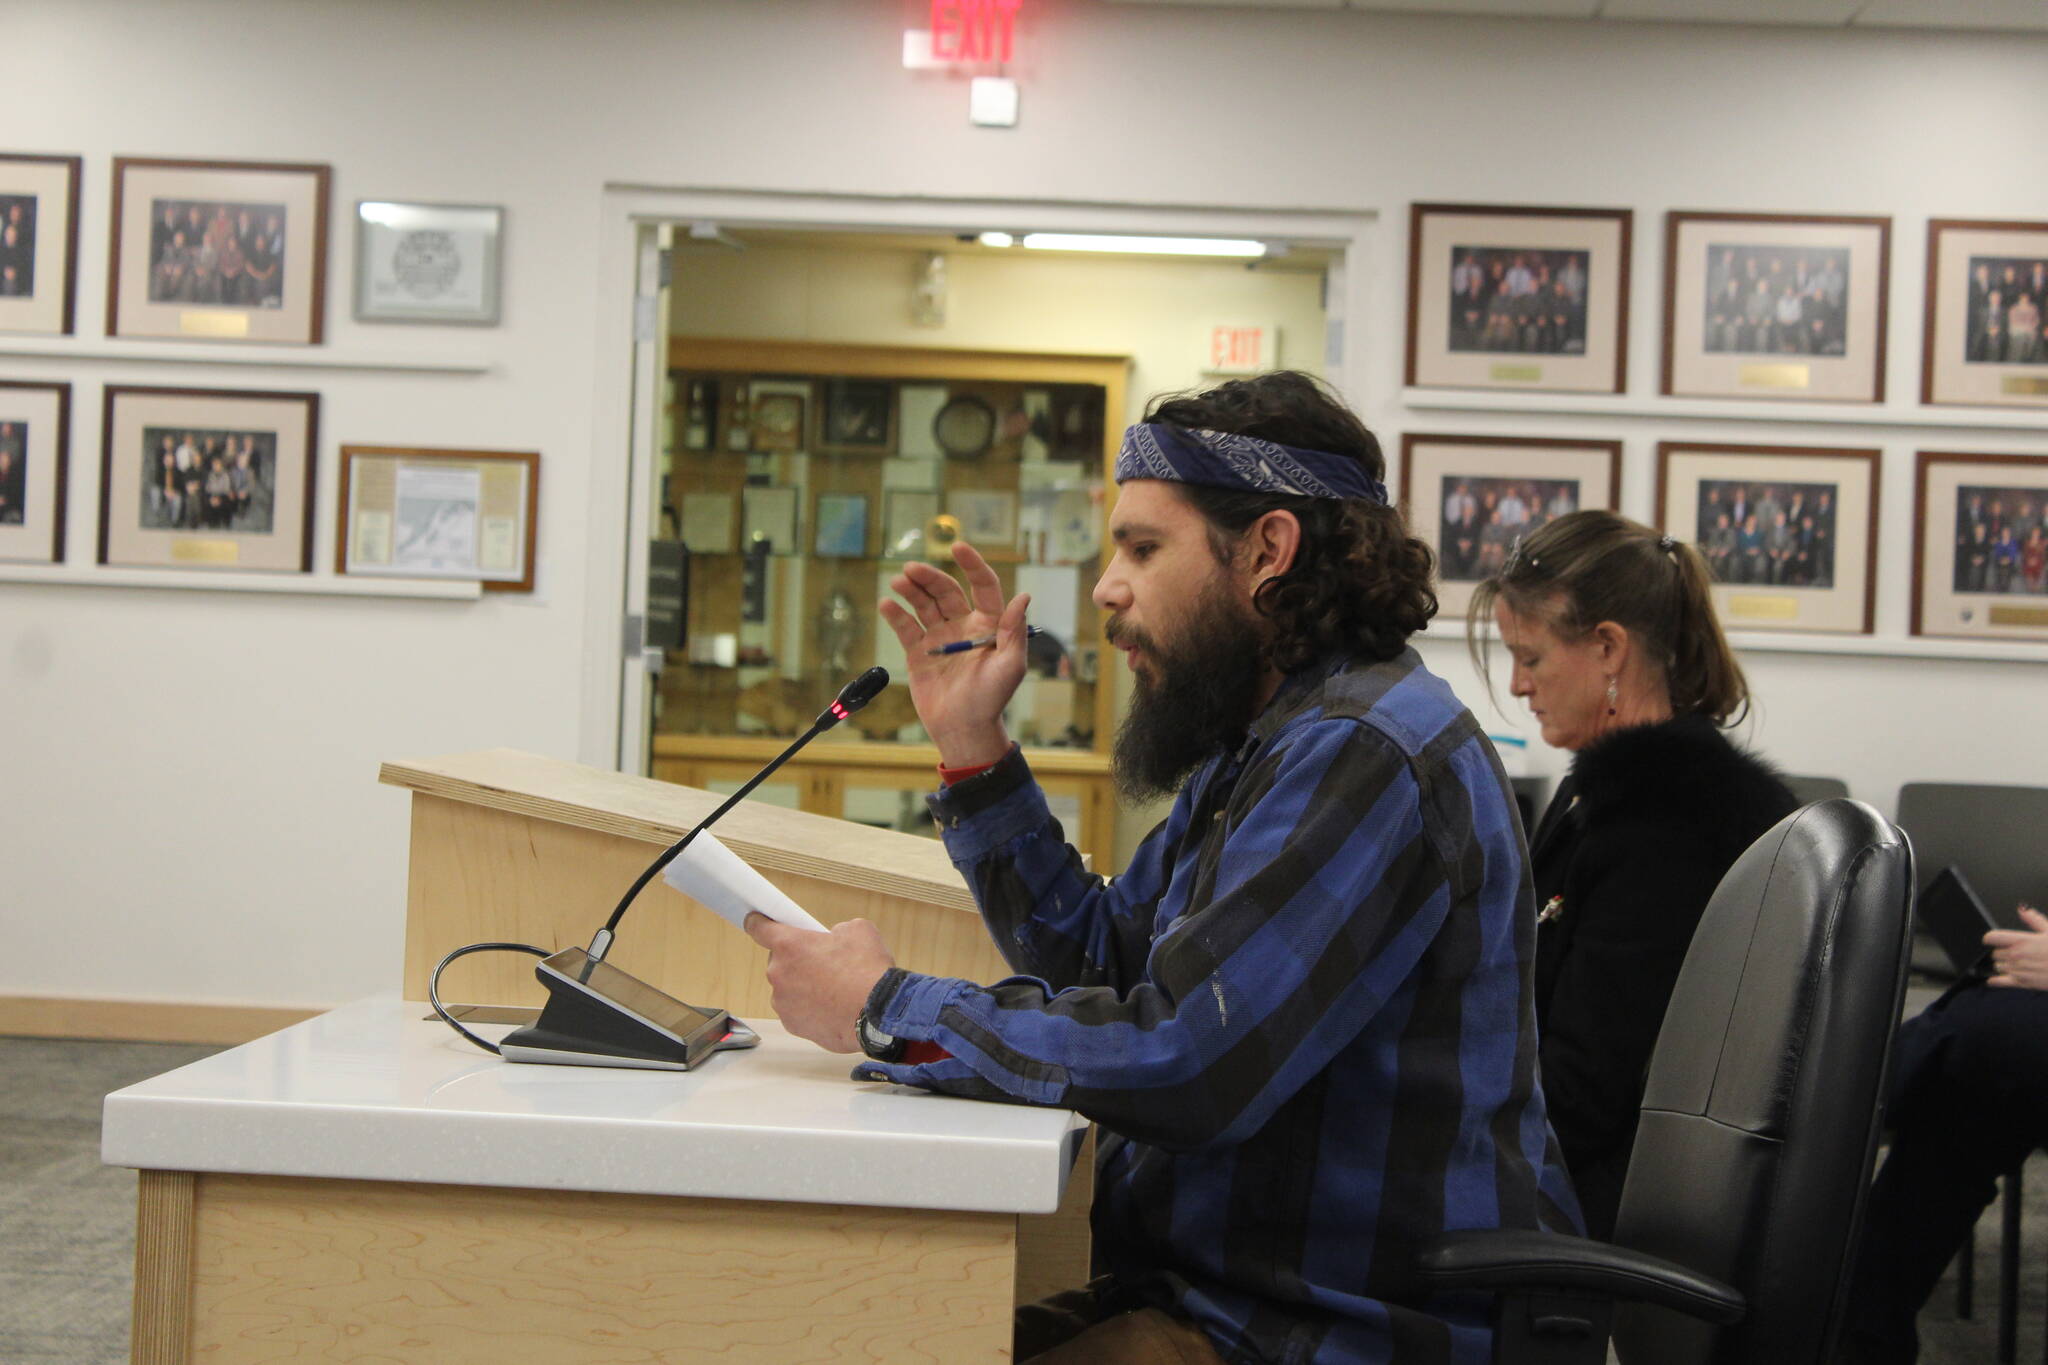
[338,445,538,590]
[353,200,504,325]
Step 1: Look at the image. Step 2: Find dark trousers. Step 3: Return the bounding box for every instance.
[1842,983,2048,1363]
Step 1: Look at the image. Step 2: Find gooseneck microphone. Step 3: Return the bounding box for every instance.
[585,665,891,964]
[428,667,892,1067]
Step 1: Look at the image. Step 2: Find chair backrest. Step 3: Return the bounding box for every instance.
[1782,774,1850,806]
[1610,799,1913,1365]
[1895,781,2048,916]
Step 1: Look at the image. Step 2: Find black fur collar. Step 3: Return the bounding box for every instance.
[1567,713,1788,826]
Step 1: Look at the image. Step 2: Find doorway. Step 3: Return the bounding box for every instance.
[586,190,1373,870]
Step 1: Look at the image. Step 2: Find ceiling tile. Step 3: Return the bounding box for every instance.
[1596,0,1862,24]
[1344,0,1600,14]
[1852,0,2048,30]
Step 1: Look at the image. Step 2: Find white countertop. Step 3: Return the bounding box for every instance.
[102,997,1086,1214]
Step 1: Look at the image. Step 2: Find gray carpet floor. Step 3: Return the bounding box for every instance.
[0,1033,2040,1364]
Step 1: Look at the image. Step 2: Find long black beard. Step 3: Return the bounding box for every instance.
[1109,581,1268,804]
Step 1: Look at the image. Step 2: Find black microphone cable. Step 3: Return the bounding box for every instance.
[428,666,891,1055]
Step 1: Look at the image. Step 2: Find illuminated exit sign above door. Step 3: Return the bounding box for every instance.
[929,0,1022,64]
[1203,323,1281,375]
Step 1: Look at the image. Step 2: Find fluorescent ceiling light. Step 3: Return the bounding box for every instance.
[1018,233,1267,258]
[977,231,1015,248]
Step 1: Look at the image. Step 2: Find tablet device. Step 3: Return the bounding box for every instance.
[1915,864,2022,977]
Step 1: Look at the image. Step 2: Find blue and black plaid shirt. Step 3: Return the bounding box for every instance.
[863,648,1581,1364]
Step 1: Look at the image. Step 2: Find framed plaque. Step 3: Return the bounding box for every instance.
[353,200,503,325]
[338,444,538,590]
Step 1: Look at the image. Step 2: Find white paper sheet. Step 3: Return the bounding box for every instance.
[661,831,826,933]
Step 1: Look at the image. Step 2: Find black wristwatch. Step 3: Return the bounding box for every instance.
[856,1007,906,1063]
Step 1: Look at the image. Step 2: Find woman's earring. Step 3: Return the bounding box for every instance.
[1605,677,1618,717]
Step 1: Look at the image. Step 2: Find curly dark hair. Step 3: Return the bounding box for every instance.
[1143,371,1437,670]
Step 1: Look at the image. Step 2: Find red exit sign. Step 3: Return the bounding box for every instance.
[931,0,1022,64]
[1205,323,1278,374]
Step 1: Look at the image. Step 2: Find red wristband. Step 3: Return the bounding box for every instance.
[937,758,999,785]
[902,1040,952,1065]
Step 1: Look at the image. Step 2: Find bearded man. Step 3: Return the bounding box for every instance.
[748,371,1580,1365]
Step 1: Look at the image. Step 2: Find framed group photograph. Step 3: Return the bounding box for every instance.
[1922,219,2048,410]
[1662,212,1891,403]
[1399,433,1621,619]
[1912,451,2048,642]
[1656,440,1880,635]
[338,445,539,591]
[815,379,895,455]
[1406,202,1633,395]
[0,153,81,336]
[99,385,319,572]
[0,380,71,564]
[353,200,503,325]
[108,157,331,344]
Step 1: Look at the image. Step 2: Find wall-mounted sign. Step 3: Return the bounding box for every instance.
[1202,323,1280,375]
[929,0,1021,65]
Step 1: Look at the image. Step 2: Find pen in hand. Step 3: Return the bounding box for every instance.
[927,626,1044,656]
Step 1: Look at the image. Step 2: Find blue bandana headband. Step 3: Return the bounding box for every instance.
[1114,423,1388,505]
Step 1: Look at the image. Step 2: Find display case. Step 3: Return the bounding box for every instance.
[652,339,1129,862]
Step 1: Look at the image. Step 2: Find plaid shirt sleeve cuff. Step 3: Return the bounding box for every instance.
[867,966,961,1038]
[925,745,1052,863]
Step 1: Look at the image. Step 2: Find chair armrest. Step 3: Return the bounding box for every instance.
[1415,1229,1747,1325]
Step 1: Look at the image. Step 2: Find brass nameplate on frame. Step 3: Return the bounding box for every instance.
[1989,604,2048,628]
[1739,364,1810,390]
[1727,594,1799,621]
[2001,376,2048,397]
[1490,364,1542,383]
[170,539,240,565]
[178,311,251,339]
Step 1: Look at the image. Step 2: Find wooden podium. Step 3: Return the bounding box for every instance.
[108,749,1094,1364]
[379,747,1094,1303]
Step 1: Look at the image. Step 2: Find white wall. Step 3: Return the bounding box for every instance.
[5,0,2046,1011]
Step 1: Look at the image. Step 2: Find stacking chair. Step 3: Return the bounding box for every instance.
[1783,774,1850,806]
[1414,799,1915,1363]
[1895,782,2048,927]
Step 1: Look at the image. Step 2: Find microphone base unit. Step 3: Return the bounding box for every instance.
[497,946,759,1071]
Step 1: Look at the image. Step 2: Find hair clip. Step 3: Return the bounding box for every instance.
[1657,534,1676,553]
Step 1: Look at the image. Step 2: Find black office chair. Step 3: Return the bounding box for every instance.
[1784,773,1851,806]
[1414,798,1915,1364]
